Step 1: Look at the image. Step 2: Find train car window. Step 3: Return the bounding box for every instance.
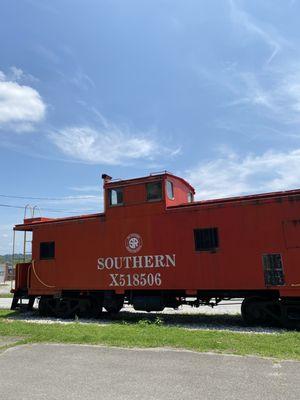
[109,188,123,206]
[262,254,285,286]
[194,228,219,251]
[187,192,194,203]
[146,182,162,201]
[166,180,174,200]
[40,241,55,260]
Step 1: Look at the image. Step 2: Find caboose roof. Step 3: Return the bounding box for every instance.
[14,172,300,232]
[104,171,195,193]
[14,212,104,231]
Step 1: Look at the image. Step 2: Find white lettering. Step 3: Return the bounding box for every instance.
[109,273,162,287]
[144,255,154,268]
[165,254,176,267]
[97,254,176,270]
[132,256,143,268]
[154,255,165,268]
[109,274,119,286]
[123,256,131,269]
[105,257,114,269]
[97,258,105,270]
[114,257,121,269]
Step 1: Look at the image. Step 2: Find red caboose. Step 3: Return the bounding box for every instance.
[12,172,300,327]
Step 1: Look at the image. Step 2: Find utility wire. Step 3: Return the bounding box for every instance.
[0,203,100,214]
[0,193,98,201]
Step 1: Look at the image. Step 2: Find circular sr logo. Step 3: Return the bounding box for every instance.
[125,233,143,253]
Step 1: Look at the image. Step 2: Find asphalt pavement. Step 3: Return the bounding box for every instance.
[0,344,299,400]
[0,298,12,309]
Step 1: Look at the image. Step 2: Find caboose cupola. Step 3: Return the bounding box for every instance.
[102,171,195,214]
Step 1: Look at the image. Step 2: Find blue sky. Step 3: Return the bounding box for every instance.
[1,0,300,253]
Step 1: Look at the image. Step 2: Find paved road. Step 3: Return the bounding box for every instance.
[0,282,13,294]
[0,298,12,309]
[0,344,299,400]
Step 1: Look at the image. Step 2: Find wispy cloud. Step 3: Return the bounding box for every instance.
[37,194,101,208]
[226,72,276,111]
[0,68,45,132]
[225,68,300,125]
[229,0,287,64]
[186,147,300,200]
[70,70,95,90]
[34,44,60,64]
[49,114,180,166]
[220,1,300,124]
[70,185,101,192]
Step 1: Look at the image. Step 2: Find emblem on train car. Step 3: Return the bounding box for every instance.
[125,233,143,253]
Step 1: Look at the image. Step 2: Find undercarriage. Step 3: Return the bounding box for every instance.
[11,289,300,329]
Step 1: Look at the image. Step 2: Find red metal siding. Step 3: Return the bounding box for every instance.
[20,173,300,298]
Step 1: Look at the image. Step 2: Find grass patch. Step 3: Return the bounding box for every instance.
[0,293,13,298]
[0,310,299,360]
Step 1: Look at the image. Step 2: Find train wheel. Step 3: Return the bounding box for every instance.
[241,297,268,325]
[104,294,124,315]
[55,298,77,319]
[279,301,300,330]
[88,298,103,318]
[77,297,103,318]
[38,297,53,317]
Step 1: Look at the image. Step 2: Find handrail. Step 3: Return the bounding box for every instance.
[31,259,55,288]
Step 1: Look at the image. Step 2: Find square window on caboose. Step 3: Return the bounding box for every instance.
[146,182,162,201]
[40,241,55,260]
[194,228,219,251]
[109,188,123,206]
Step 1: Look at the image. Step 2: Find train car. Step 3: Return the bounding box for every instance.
[11,172,300,328]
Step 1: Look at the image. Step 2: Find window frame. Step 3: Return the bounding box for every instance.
[146,181,163,202]
[40,241,55,260]
[262,253,285,286]
[187,192,194,203]
[108,187,124,207]
[194,228,219,252]
[166,180,174,200]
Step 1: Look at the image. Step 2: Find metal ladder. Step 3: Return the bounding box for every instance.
[22,204,40,262]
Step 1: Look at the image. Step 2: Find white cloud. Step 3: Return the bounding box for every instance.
[70,70,95,90]
[226,72,276,111]
[70,185,101,192]
[49,118,179,165]
[229,0,286,64]
[186,148,300,200]
[7,66,38,83]
[39,194,101,209]
[9,66,24,81]
[220,66,300,126]
[0,70,46,131]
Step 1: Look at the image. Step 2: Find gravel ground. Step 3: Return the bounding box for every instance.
[0,285,286,334]
[0,300,288,334]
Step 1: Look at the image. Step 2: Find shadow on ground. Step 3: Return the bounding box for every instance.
[1,309,288,333]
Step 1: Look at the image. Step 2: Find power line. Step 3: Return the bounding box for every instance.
[0,203,100,214]
[0,193,98,201]
[0,203,24,210]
